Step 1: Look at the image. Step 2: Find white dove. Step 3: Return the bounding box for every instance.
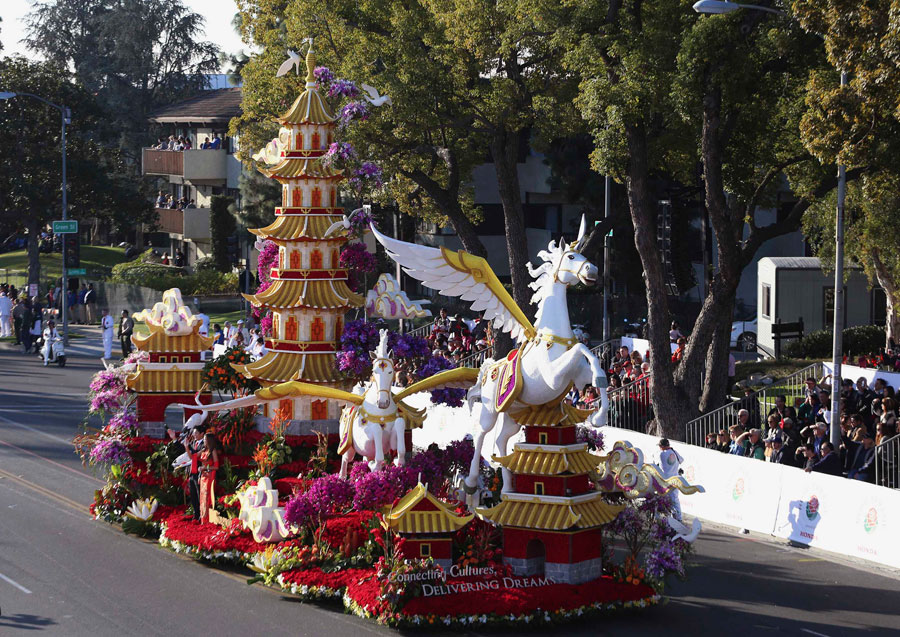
[360,83,392,107]
[666,516,702,543]
[276,50,302,77]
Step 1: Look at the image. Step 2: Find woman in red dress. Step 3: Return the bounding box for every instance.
[199,433,222,523]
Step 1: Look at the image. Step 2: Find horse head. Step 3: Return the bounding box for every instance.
[369,328,395,409]
[527,215,598,304]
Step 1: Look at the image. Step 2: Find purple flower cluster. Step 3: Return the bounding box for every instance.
[347,207,375,238]
[90,439,131,467]
[259,313,273,337]
[339,100,369,126]
[339,242,377,274]
[335,320,382,380]
[389,332,430,359]
[107,411,139,436]
[90,388,125,415]
[322,141,358,167]
[327,79,359,99]
[442,438,475,473]
[352,465,412,511]
[257,240,278,284]
[575,425,605,451]
[418,355,466,406]
[89,369,123,394]
[284,474,356,528]
[644,541,684,579]
[350,161,383,191]
[313,66,334,85]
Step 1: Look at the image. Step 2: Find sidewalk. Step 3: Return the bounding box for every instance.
[0,325,114,363]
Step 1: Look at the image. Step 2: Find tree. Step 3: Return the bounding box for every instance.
[233,0,582,312]
[0,57,151,286]
[794,1,900,347]
[210,195,237,272]
[25,0,220,161]
[545,1,850,437]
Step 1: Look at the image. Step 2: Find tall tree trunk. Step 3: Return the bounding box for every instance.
[491,129,531,313]
[623,124,694,438]
[872,251,900,348]
[700,299,735,411]
[26,217,41,288]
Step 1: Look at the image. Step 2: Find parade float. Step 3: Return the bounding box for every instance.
[76,39,704,629]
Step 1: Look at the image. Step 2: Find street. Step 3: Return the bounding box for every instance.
[1,337,898,636]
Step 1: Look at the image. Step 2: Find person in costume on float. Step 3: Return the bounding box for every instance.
[198,432,222,523]
[41,319,60,365]
[101,309,115,360]
[656,438,685,520]
[181,425,207,521]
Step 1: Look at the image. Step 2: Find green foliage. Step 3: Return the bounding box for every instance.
[121,516,159,538]
[201,348,261,396]
[784,325,885,358]
[210,195,236,273]
[194,256,218,271]
[110,260,238,294]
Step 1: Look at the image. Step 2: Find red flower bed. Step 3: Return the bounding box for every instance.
[281,567,369,590]
[274,477,312,497]
[277,459,308,476]
[123,464,163,487]
[399,575,655,618]
[321,511,376,546]
[222,454,252,469]
[243,431,340,450]
[156,506,304,556]
[126,436,166,454]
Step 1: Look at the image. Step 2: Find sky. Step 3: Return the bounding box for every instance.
[1,0,247,66]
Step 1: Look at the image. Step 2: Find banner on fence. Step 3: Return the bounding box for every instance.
[821,362,900,392]
[620,337,678,356]
[602,426,900,569]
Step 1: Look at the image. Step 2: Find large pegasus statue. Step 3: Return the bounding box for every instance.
[181,329,477,477]
[370,217,610,501]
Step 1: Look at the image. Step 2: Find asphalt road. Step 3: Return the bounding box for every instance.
[1,333,898,636]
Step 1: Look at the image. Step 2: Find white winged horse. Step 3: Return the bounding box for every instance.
[180,329,478,477]
[371,217,610,504]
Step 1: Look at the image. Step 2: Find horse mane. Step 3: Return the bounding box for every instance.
[374,328,391,359]
[526,238,567,323]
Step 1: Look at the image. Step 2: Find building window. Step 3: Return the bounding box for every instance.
[159,355,167,363]
[292,188,302,208]
[538,432,548,445]
[285,316,298,341]
[311,399,328,420]
[311,187,322,208]
[312,131,321,149]
[420,543,431,557]
[534,482,545,496]
[761,283,771,319]
[290,250,301,269]
[334,317,343,341]
[310,317,325,341]
[279,398,294,421]
[310,249,323,269]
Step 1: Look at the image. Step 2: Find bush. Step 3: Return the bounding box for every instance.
[194,256,217,271]
[783,325,885,358]
[110,260,237,294]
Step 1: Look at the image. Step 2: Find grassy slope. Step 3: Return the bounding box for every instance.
[0,246,128,282]
[133,309,245,335]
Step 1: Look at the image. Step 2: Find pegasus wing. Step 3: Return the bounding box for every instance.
[176,381,364,414]
[393,367,481,403]
[360,83,380,100]
[371,224,535,342]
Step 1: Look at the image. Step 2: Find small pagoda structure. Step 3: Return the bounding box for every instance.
[383,483,473,570]
[477,402,623,584]
[236,42,362,425]
[126,289,213,437]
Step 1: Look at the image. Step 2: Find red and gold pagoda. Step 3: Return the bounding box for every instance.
[477,402,623,584]
[235,44,363,422]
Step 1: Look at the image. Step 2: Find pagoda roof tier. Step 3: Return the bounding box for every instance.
[260,157,343,181]
[382,483,473,534]
[508,399,594,427]
[242,279,362,310]
[476,493,623,531]
[233,350,339,385]
[249,213,348,243]
[131,323,213,353]
[493,443,601,476]
[277,86,337,126]
[126,367,206,393]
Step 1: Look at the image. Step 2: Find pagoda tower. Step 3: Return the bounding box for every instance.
[235,44,363,424]
[477,403,624,584]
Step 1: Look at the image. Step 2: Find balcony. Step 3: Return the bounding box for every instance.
[154,207,211,240]
[142,148,227,182]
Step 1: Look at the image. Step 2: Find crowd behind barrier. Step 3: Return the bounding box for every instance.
[604,427,900,569]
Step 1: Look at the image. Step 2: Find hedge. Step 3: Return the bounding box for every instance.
[110,260,238,294]
[783,324,885,358]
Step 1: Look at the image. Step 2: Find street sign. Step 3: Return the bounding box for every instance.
[68,268,87,276]
[53,220,78,234]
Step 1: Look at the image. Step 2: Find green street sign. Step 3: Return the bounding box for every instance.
[67,268,87,276]
[53,220,78,234]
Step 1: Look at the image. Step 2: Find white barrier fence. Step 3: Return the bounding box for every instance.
[822,362,900,389]
[603,426,900,569]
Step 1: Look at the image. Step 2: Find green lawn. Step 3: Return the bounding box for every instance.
[0,246,129,286]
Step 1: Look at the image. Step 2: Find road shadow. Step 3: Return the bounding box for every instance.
[0,613,58,631]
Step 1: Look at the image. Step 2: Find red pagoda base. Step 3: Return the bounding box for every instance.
[502,526,603,584]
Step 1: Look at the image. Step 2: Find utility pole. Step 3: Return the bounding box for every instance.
[602,176,611,342]
[830,72,849,448]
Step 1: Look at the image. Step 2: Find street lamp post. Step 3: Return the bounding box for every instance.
[0,91,72,345]
[693,0,848,446]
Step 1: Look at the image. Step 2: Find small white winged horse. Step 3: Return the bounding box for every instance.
[371,217,609,505]
[181,329,477,477]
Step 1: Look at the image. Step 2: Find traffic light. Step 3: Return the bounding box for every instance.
[226,235,240,265]
[63,234,80,269]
